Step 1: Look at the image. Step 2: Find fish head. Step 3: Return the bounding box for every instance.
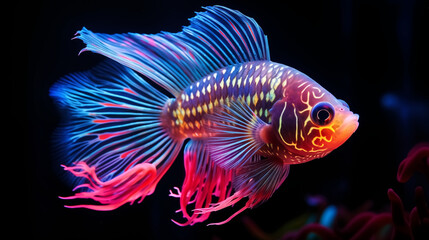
[270,74,359,164]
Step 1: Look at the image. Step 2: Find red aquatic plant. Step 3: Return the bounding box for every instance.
[397,142,429,183]
[387,186,429,239]
[410,186,429,238]
[340,212,392,240]
[394,143,429,239]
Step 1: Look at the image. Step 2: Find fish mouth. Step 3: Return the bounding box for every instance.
[347,113,360,132]
[334,112,359,145]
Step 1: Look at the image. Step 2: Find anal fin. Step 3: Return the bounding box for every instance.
[195,155,290,225]
[170,140,234,226]
[234,157,290,205]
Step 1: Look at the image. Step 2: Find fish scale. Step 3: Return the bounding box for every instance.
[164,61,292,139]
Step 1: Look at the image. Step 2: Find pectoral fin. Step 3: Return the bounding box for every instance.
[206,99,268,170]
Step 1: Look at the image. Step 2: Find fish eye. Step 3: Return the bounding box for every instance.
[311,102,335,126]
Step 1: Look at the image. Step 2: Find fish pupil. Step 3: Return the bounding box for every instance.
[311,102,335,126]
[317,109,330,123]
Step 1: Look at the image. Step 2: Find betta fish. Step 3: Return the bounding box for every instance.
[50,6,359,226]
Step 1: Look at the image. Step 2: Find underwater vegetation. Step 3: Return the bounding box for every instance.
[241,143,429,240]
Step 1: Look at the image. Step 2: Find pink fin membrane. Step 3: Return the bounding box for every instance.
[169,140,234,226]
[59,161,157,210]
[194,190,252,226]
[170,139,290,226]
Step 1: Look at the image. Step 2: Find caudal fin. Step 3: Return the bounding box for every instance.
[50,60,183,210]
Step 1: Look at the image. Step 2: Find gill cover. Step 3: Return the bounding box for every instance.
[270,95,338,164]
[270,99,307,153]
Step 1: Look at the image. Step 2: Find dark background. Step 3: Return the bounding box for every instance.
[24,0,428,239]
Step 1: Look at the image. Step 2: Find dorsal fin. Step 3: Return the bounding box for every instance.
[75,5,270,97]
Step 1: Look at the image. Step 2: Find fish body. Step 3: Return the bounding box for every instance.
[51,6,359,226]
[164,59,356,164]
[164,61,287,138]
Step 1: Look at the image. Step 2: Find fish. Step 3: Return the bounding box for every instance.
[50,5,359,226]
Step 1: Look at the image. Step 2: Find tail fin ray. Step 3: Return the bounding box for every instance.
[50,60,182,210]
